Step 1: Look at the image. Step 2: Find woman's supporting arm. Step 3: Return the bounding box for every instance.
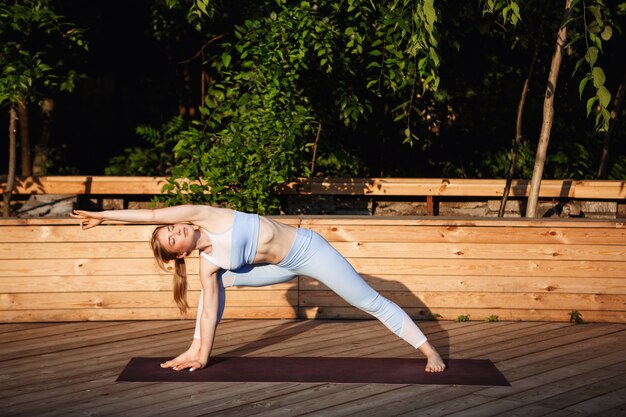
[161,259,221,372]
[197,269,221,368]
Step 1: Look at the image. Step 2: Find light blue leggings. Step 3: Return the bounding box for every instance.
[194,228,427,349]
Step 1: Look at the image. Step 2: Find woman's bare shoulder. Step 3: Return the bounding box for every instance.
[192,205,235,231]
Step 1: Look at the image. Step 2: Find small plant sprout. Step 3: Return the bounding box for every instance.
[430,313,442,320]
[569,310,584,324]
[455,314,470,322]
[485,315,499,322]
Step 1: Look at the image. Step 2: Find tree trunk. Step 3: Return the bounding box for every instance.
[526,0,572,218]
[3,106,18,217]
[32,98,54,176]
[597,68,626,178]
[18,98,31,176]
[499,6,547,217]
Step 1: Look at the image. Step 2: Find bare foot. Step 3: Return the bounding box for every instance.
[418,341,446,373]
[425,352,446,373]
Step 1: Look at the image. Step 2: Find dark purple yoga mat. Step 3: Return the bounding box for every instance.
[116,357,510,386]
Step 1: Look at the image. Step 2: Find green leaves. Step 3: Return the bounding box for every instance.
[0,0,87,108]
[482,0,521,27]
[141,0,444,211]
[571,0,615,133]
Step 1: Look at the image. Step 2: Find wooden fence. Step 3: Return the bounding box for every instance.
[1,216,624,323]
[2,176,625,198]
[2,176,624,217]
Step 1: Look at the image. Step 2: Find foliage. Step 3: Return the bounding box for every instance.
[105,116,184,176]
[570,0,618,133]
[482,0,522,26]
[140,0,442,212]
[88,0,625,199]
[429,313,443,320]
[569,310,584,324]
[0,0,87,108]
[485,314,499,322]
[455,314,471,322]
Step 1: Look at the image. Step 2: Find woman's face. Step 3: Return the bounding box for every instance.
[156,224,196,258]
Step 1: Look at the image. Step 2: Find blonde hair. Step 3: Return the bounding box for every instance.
[151,226,189,315]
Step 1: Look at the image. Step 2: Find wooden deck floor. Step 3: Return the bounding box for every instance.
[1,319,625,417]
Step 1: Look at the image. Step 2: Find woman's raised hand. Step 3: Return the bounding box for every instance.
[70,210,104,230]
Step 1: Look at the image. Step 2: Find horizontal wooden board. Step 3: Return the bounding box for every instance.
[0,306,298,322]
[0,175,169,194]
[0,275,296,293]
[298,275,626,294]
[0,242,154,259]
[309,225,626,245]
[299,217,625,228]
[3,241,625,261]
[299,290,626,311]
[5,176,625,198]
[0,290,297,310]
[327,242,626,261]
[344,258,626,278]
[2,257,623,278]
[298,307,626,322]
[2,274,624,295]
[0,225,154,243]
[280,178,626,198]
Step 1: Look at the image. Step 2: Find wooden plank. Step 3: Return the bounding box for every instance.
[299,307,626,322]
[0,290,297,310]
[308,224,626,244]
[2,256,623,278]
[0,225,154,242]
[3,241,624,261]
[300,291,625,311]
[0,306,298,322]
[299,217,625,228]
[2,274,622,295]
[4,176,625,198]
[0,275,295,292]
[278,178,626,199]
[299,275,626,294]
[0,242,154,259]
[0,175,169,194]
[327,242,626,261]
[344,258,626,278]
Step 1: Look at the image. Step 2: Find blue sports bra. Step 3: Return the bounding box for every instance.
[200,211,260,270]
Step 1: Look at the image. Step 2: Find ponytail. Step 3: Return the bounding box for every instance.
[172,258,189,314]
[151,226,189,315]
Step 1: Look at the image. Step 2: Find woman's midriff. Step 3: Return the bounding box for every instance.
[253,217,298,265]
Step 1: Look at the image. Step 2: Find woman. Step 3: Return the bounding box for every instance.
[71,205,446,373]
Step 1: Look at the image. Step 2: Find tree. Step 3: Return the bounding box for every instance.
[147,0,441,213]
[526,0,618,216]
[525,0,573,218]
[0,0,86,215]
[484,0,621,217]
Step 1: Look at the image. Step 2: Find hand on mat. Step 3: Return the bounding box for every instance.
[71,210,104,229]
[171,360,205,372]
[160,348,206,372]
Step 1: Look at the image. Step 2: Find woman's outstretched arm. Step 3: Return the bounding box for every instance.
[70,205,213,229]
